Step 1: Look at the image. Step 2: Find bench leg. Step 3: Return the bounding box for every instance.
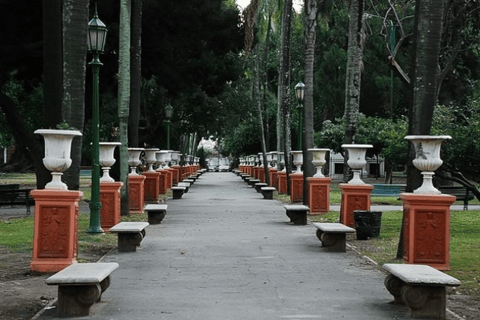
[291,212,307,225]
[118,232,144,252]
[58,283,102,317]
[320,232,346,252]
[262,191,273,199]
[148,210,166,224]
[172,190,184,199]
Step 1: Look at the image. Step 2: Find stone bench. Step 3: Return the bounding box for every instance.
[283,204,309,225]
[45,262,119,317]
[247,178,260,187]
[183,179,194,185]
[144,204,168,224]
[254,182,268,193]
[171,186,186,199]
[261,187,276,199]
[109,222,149,252]
[312,222,356,252]
[382,263,461,319]
[177,182,190,193]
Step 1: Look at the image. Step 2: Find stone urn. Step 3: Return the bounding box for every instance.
[279,152,286,171]
[128,148,144,175]
[34,129,82,190]
[155,151,166,168]
[342,144,373,185]
[99,142,121,182]
[291,151,303,173]
[309,148,330,178]
[170,150,179,166]
[163,150,172,168]
[405,135,451,194]
[270,151,277,168]
[144,148,159,172]
[258,152,264,167]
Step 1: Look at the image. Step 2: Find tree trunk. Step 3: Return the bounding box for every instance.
[62,0,88,190]
[129,0,142,148]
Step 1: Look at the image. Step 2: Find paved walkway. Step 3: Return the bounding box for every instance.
[39,172,412,319]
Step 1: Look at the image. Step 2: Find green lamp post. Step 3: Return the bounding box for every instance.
[295,81,305,150]
[86,5,108,234]
[165,104,174,150]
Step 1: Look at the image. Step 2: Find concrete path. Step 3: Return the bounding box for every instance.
[39,172,411,319]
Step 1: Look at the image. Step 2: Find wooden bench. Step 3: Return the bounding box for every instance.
[144,204,168,224]
[371,184,406,197]
[312,222,356,252]
[109,222,149,252]
[283,204,309,225]
[261,187,276,199]
[382,263,461,319]
[45,262,119,317]
[171,186,186,199]
[0,184,34,216]
[254,182,268,193]
[439,186,474,210]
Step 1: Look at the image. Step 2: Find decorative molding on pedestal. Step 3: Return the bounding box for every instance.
[307,177,332,214]
[100,181,123,232]
[339,183,374,228]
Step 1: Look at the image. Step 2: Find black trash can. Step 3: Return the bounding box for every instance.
[354,211,382,240]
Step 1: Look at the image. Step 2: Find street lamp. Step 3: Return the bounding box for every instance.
[295,81,305,150]
[86,5,108,234]
[165,104,173,149]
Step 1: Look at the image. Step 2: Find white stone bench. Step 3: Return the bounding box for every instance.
[183,179,194,185]
[109,222,149,252]
[171,186,186,199]
[254,182,268,193]
[283,204,309,225]
[144,204,167,224]
[177,182,190,193]
[45,262,119,317]
[312,222,355,252]
[382,264,461,319]
[247,178,260,187]
[261,187,276,199]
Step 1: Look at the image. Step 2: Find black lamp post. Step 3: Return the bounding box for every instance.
[165,104,174,150]
[86,5,107,234]
[295,81,305,150]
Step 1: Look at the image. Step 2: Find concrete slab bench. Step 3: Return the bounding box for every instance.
[247,178,260,187]
[240,174,250,181]
[382,263,461,319]
[171,186,186,199]
[144,204,168,224]
[261,187,276,199]
[254,182,268,193]
[312,222,356,252]
[45,262,119,317]
[283,204,309,225]
[109,222,149,252]
[183,179,194,185]
[177,182,190,193]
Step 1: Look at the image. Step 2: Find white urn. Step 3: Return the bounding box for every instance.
[270,151,277,168]
[309,148,330,178]
[279,152,286,171]
[163,150,173,168]
[99,142,121,182]
[128,148,144,175]
[144,148,159,172]
[291,150,303,173]
[258,153,264,167]
[34,129,82,190]
[342,144,373,185]
[405,135,451,194]
[155,151,166,169]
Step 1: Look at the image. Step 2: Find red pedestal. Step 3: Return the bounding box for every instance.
[277,171,287,194]
[129,174,146,214]
[400,193,456,270]
[100,181,123,232]
[165,168,175,189]
[258,167,265,183]
[308,177,332,214]
[339,183,374,228]
[156,169,168,195]
[269,168,278,188]
[30,189,83,273]
[171,166,180,185]
[290,173,303,202]
[143,171,160,203]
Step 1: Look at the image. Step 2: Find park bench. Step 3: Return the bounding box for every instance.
[283,204,309,225]
[254,182,268,193]
[171,186,186,199]
[438,185,474,210]
[371,184,406,197]
[248,178,260,187]
[177,182,190,193]
[312,222,356,252]
[109,222,149,252]
[261,187,276,199]
[144,204,168,224]
[45,262,119,317]
[0,184,34,215]
[382,263,461,319]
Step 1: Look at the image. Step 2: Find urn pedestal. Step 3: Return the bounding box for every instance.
[100,181,123,232]
[339,183,374,228]
[269,167,278,189]
[258,167,265,183]
[290,173,303,202]
[171,165,181,185]
[400,193,456,270]
[128,174,146,214]
[143,171,161,203]
[156,169,168,195]
[30,189,83,273]
[165,169,174,189]
[277,171,287,194]
[307,177,332,214]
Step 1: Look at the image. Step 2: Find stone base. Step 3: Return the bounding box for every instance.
[100,182,124,232]
[290,173,303,202]
[307,177,331,214]
[339,183,374,228]
[277,171,287,194]
[400,193,456,270]
[269,168,278,188]
[143,171,160,203]
[128,174,146,214]
[30,189,83,273]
